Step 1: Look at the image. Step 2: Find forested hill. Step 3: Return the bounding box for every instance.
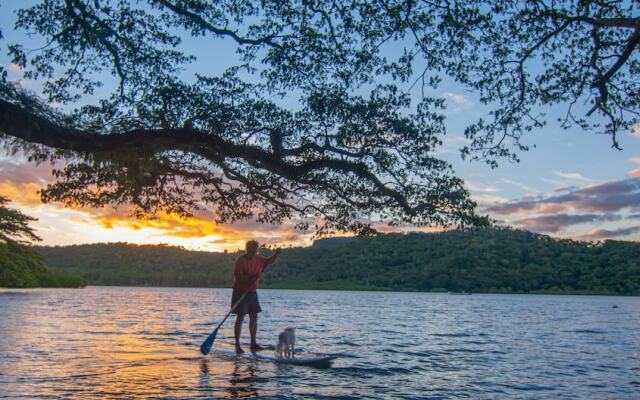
[36,228,640,295]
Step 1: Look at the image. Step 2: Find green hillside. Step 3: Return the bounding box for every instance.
[35,228,640,295]
[1,241,86,288]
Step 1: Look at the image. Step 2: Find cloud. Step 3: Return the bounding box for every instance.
[541,177,574,188]
[629,157,640,164]
[443,92,474,107]
[627,168,640,177]
[209,238,238,245]
[513,213,621,233]
[0,159,56,184]
[0,180,44,206]
[537,203,570,214]
[0,160,55,206]
[500,178,538,194]
[8,64,24,73]
[578,225,640,240]
[433,135,471,156]
[442,92,474,113]
[472,194,510,207]
[483,197,538,215]
[553,171,590,181]
[465,180,500,193]
[630,123,640,137]
[553,185,580,193]
[485,177,640,215]
[485,177,640,240]
[92,208,307,245]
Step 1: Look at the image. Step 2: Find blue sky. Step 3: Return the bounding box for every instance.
[1,2,639,250]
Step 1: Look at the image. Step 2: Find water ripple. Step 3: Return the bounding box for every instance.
[0,287,638,399]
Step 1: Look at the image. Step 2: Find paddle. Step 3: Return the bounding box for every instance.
[200,286,254,355]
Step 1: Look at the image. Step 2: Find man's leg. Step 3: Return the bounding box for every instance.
[234,314,245,353]
[249,313,260,349]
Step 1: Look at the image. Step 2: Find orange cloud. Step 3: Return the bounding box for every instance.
[627,168,640,177]
[94,211,235,239]
[76,205,311,249]
[0,181,43,206]
[578,225,640,241]
[630,157,640,164]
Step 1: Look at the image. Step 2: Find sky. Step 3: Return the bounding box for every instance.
[1,2,640,252]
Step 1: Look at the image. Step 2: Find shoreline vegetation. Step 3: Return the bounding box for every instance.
[0,241,86,288]
[68,283,633,296]
[31,282,633,297]
[264,282,631,296]
[261,279,390,291]
[33,228,640,296]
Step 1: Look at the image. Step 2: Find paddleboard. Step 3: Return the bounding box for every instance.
[211,345,336,368]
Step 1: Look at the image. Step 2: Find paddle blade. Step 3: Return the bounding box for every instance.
[200,328,218,355]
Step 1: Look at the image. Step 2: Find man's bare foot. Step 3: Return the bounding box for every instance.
[235,346,245,354]
[250,344,264,351]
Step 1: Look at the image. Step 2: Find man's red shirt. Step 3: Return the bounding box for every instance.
[232,254,268,292]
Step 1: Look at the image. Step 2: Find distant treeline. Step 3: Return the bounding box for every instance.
[36,228,640,295]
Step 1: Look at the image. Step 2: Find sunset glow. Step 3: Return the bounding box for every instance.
[0,155,314,251]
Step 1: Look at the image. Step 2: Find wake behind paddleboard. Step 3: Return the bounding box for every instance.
[211,346,336,368]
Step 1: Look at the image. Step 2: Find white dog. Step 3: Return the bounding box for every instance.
[276,327,296,358]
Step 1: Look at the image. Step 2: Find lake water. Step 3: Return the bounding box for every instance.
[0,287,638,399]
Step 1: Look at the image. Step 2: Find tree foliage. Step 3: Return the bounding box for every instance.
[1,1,638,232]
[37,228,640,295]
[0,196,41,244]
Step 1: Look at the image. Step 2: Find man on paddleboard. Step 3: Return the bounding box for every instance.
[232,240,281,354]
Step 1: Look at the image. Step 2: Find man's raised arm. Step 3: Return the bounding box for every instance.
[264,248,282,266]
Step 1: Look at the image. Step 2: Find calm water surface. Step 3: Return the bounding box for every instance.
[0,287,639,399]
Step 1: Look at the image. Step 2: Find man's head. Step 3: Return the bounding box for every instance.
[245,240,259,256]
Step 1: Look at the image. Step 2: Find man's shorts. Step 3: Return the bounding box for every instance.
[230,288,262,315]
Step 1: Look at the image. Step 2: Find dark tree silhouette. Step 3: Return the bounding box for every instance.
[0,196,41,244]
[1,1,636,232]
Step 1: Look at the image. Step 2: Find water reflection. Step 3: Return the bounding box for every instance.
[198,354,271,398]
[1,287,639,399]
[227,360,260,398]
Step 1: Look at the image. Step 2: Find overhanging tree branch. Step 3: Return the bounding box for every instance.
[0,91,478,231]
